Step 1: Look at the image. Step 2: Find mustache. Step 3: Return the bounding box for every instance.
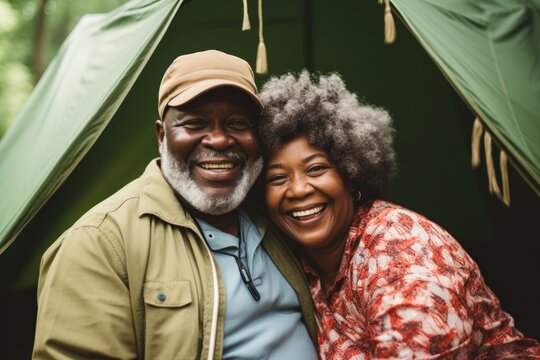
[188,150,245,167]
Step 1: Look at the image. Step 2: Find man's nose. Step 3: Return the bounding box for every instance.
[286,176,315,200]
[201,128,235,150]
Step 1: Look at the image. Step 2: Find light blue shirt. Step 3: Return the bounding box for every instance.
[196,209,318,360]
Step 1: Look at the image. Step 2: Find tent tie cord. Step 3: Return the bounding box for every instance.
[499,151,510,206]
[255,0,268,74]
[484,132,501,196]
[243,0,396,74]
[241,0,267,74]
[471,117,483,167]
[383,0,396,44]
[472,119,511,206]
[242,0,251,31]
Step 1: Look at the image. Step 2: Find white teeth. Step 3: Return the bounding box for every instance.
[292,206,324,219]
[200,163,234,169]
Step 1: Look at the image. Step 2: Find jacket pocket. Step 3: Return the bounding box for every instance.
[143,280,192,308]
[143,280,199,358]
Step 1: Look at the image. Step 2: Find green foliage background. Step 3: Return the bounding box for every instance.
[0,0,123,138]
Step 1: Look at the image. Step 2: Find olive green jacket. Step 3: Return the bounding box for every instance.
[32,160,316,360]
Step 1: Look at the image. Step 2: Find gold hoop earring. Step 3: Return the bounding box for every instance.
[352,190,362,202]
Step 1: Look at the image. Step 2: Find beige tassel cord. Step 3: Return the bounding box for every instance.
[471,119,511,206]
[256,0,268,74]
[484,132,501,196]
[499,150,511,206]
[383,0,396,44]
[242,0,251,31]
[471,118,483,168]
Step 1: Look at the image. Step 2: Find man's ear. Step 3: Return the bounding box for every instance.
[155,119,165,148]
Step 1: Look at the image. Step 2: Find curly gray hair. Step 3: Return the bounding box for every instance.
[258,70,397,200]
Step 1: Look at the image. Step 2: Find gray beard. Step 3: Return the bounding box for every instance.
[159,137,263,215]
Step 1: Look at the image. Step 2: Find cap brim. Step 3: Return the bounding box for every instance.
[167,79,262,112]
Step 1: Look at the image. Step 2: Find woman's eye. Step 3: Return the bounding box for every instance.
[266,174,288,185]
[227,118,252,131]
[306,164,329,175]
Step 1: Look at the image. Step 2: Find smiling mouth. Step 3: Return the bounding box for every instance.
[289,205,326,220]
[194,160,242,183]
[199,162,235,170]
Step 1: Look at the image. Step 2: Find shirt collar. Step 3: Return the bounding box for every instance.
[196,208,264,253]
[196,217,239,251]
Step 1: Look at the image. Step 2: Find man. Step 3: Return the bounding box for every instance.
[33,50,318,359]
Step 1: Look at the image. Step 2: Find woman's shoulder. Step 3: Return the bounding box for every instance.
[352,199,477,285]
[363,199,433,224]
[360,200,456,247]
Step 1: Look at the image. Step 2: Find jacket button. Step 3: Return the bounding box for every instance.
[157,293,167,301]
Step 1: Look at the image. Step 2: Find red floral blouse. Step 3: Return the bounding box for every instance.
[304,200,540,359]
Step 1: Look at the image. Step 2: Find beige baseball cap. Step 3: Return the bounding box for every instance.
[158,50,262,119]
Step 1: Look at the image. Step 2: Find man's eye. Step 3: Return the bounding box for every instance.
[227,118,252,131]
[180,119,207,130]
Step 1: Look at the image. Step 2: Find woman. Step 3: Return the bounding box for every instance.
[258,71,540,359]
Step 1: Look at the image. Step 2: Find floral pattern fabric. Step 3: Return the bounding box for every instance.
[304,200,540,360]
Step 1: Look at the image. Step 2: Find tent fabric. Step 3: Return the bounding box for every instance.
[391,0,540,196]
[0,0,183,253]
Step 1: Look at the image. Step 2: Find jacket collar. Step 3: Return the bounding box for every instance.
[138,159,197,229]
[137,159,268,233]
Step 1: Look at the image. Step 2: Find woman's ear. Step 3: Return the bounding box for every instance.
[346,179,363,203]
[351,189,362,203]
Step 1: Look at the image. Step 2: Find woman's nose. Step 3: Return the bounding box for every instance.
[201,128,234,150]
[286,176,314,199]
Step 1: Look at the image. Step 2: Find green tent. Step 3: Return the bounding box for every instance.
[392,0,540,202]
[0,0,184,255]
[0,0,538,356]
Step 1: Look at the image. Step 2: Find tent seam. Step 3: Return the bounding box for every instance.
[485,25,527,151]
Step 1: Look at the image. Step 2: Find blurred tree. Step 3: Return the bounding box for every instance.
[32,0,49,80]
[0,0,33,137]
[0,0,124,139]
